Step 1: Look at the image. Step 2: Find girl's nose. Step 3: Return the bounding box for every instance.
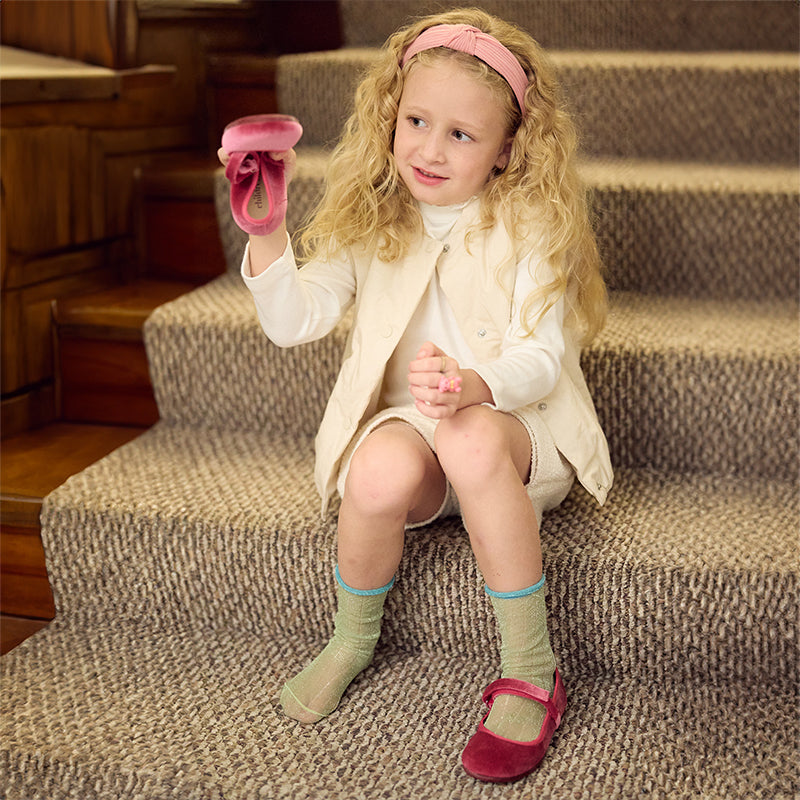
[420,130,446,163]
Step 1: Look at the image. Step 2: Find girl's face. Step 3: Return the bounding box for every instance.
[393,59,513,207]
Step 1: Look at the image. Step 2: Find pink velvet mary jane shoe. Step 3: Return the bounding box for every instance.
[221,114,303,236]
[461,671,567,784]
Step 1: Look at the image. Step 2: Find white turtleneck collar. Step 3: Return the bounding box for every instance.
[417,199,473,241]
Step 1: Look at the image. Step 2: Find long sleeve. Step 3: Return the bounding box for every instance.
[241,237,356,347]
[471,252,565,413]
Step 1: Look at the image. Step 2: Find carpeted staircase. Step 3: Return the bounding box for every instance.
[2,2,798,798]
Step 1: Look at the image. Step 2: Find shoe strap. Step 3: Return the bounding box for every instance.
[225,151,259,184]
[482,677,562,727]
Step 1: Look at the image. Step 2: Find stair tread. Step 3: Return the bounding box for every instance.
[53,279,196,335]
[1,422,146,505]
[602,292,798,354]
[1,615,795,799]
[579,157,799,192]
[292,146,800,192]
[552,49,799,69]
[146,273,799,380]
[287,46,800,68]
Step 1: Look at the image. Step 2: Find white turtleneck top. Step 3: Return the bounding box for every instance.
[242,200,564,413]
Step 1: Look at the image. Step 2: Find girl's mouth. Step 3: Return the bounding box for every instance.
[413,166,447,186]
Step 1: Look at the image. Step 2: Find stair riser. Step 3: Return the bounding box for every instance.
[39,466,797,687]
[278,52,799,163]
[340,0,799,52]
[557,59,798,164]
[593,186,800,302]
[241,168,800,303]
[586,347,799,481]
[146,312,343,441]
[145,284,798,480]
[57,338,160,427]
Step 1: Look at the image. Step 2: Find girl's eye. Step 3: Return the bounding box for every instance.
[410,117,426,129]
[453,130,473,143]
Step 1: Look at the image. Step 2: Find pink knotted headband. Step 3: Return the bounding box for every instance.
[401,24,529,113]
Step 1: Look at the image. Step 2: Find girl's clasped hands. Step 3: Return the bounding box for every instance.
[408,341,464,418]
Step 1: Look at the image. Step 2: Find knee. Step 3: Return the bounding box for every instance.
[344,431,428,517]
[434,407,511,489]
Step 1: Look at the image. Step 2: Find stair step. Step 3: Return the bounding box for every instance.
[53,279,197,340]
[0,422,145,619]
[139,154,227,282]
[143,273,799,479]
[340,0,799,52]
[53,279,195,426]
[584,159,800,301]
[591,292,798,479]
[144,271,345,439]
[261,153,800,302]
[277,49,798,163]
[38,423,797,686]
[1,615,796,798]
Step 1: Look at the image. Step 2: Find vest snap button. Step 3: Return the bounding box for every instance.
[442,244,450,253]
[538,402,547,411]
[477,328,486,337]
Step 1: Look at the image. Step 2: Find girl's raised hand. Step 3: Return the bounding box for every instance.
[408,342,463,419]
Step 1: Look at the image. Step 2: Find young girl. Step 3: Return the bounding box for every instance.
[220,8,612,784]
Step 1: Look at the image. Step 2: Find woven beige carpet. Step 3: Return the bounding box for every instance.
[3,617,796,799]
[1,1,798,797]
[1,422,796,798]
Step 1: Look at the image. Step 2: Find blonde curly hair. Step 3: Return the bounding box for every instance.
[300,7,607,344]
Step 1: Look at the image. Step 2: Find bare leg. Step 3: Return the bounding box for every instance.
[281,422,445,723]
[337,422,446,589]
[436,406,555,741]
[435,406,540,590]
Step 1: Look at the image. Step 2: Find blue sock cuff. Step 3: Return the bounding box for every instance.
[485,574,546,599]
[335,565,395,596]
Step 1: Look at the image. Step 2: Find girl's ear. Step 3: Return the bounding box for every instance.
[495,137,513,171]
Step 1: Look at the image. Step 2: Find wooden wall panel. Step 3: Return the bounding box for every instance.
[0,292,25,392]
[0,0,277,434]
[1,126,92,256]
[0,0,134,70]
[93,125,198,239]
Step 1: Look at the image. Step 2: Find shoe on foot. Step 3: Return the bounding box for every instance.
[461,671,567,784]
